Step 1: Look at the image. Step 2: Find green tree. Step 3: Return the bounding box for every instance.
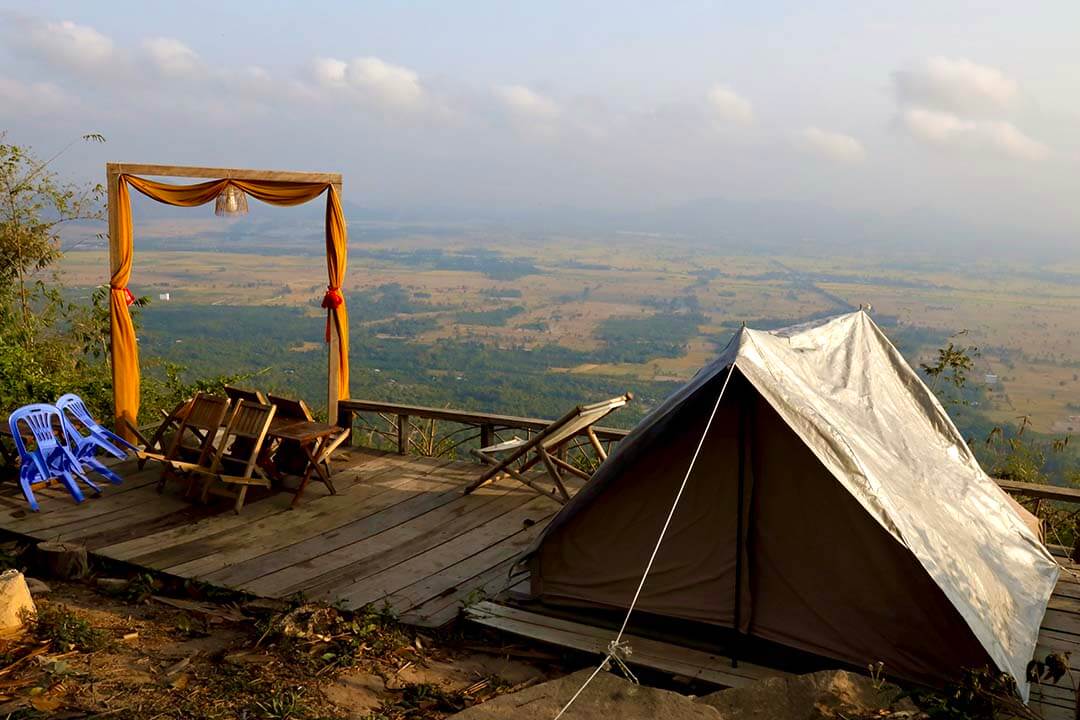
[1,132,105,340]
[0,133,120,417]
[920,336,977,397]
[924,335,1077,488]
[984,421,1050,485]
[0,133,257,427]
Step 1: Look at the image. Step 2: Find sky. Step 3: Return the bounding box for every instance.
[2,1,1079,245]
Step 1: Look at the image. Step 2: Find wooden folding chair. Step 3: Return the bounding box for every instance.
[196,400,277,513]
[266,394,350,477]
[121,399,192,470]
[465,393,631,503]
[224,385,269,405]
[139,394,230,494]
[266,394,314,422]
[223,386,269,459]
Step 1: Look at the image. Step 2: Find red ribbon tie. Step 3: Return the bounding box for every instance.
[321,287,344,310]
[321,286,344,342]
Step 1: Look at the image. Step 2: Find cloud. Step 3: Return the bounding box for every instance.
[495,84,563,138]
[901,107,975,143]
[223,65,275,95]
[142,37,201,77]
[24,19,114,69]
[344,58,424,108]
[498,85,560,119]
[312,58,348,86]
[0,76,70,115]
[312,56,425,110]
[893,56,1017,114]
[893,57,1046,161]
[900,108,1047,161]
[982,121,1048,161]
[4,14,429,123]
[707,84,753,125]
[798,127,865,163]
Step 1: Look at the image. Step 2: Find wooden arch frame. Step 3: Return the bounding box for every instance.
[106,163,347,433]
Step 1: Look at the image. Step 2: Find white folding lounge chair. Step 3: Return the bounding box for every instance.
[465,393,631,503]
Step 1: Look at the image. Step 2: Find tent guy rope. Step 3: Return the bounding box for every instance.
[553,362,738,719]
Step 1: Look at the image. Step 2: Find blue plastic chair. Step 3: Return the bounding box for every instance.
[57,394,135,485]
[8,404,101,511]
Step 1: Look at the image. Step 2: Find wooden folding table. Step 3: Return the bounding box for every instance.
[268,421,344,507]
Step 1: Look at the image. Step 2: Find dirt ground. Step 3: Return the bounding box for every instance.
[0,550,564,720]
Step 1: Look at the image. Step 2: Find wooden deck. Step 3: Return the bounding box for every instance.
[470,564,1080,720]
[1033,557,1080,720]
[0,447,562,627]
[3,439,1079,718]
[467,600,792,689]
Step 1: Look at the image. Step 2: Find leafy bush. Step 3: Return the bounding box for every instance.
[912,666,1038,720]
[25,603,107,651]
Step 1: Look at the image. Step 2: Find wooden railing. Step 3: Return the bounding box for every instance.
[996,480,1080,561]
[337,399,630,468]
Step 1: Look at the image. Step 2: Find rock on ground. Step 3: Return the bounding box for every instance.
[449,668,723,720]
[24,577,50,596]
[698,669,919,720]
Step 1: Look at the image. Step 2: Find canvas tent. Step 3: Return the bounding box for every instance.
[523,311,1058,698]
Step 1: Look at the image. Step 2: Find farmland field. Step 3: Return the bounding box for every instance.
[59,216,1080,441]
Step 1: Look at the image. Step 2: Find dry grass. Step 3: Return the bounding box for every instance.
[0,578,552,720]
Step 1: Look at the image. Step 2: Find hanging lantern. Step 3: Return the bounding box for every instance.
[214,184,249,217]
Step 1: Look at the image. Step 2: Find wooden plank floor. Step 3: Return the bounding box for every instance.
[0,447,562,628]
[476,565,1080,720]
[1031,555,1080,720]
[467,600,791,689]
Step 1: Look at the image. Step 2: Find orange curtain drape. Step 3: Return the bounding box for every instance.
[110,175,349,433]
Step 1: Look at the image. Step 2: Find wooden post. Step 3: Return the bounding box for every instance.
[1072,515,1080,564]
[34,541,89,580]
[397,414,409,455]
[335,406,354,440]
[328,316,340,424]
[328,177,345,425]
[480,423,493,450]
[106,165,122,432]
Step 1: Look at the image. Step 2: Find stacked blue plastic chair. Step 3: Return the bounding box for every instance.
[8,404,101,512]
[57,393,135,486]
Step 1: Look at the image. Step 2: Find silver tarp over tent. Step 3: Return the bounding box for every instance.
[523,311,1058,698]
